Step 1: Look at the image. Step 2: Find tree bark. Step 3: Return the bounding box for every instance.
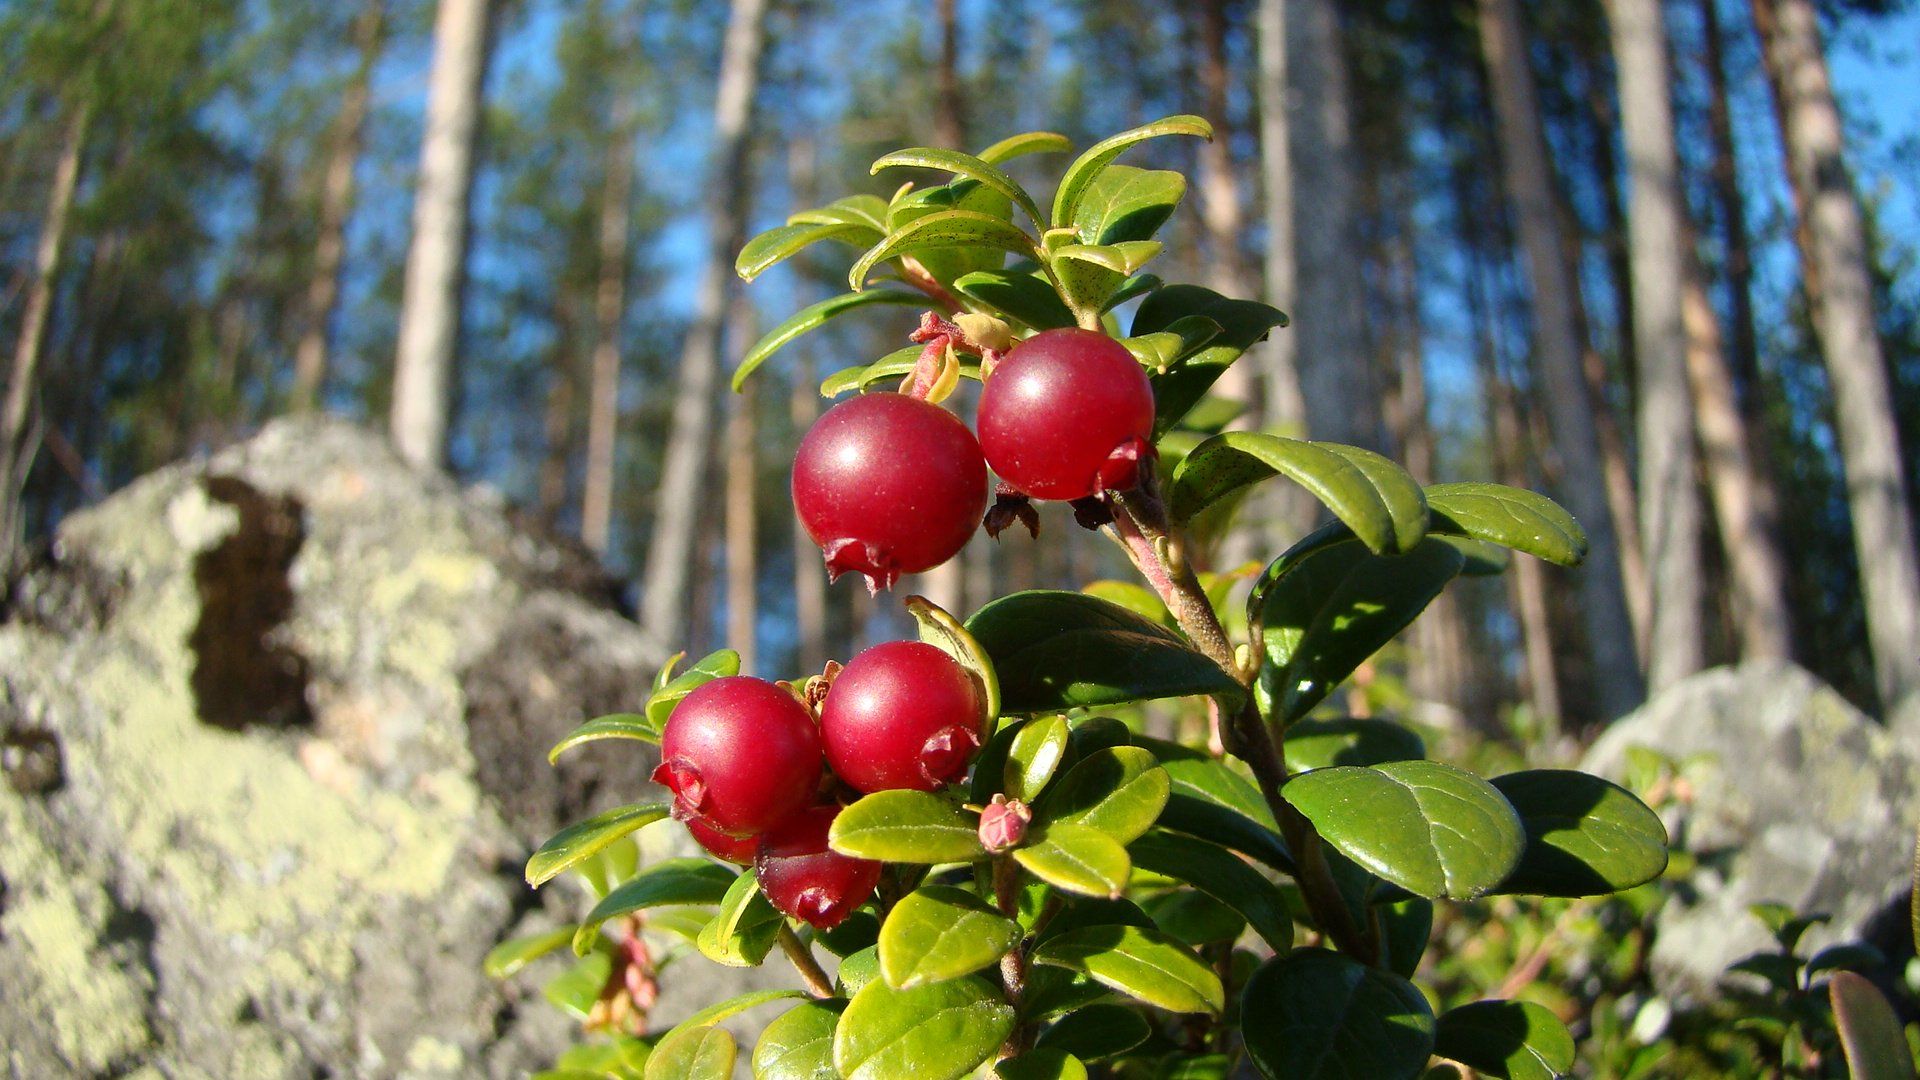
[726,313,759,675]
[1701,0,1763,405]
[1478,0,1645,720]
[639,0,768,637]
[933,0,965,153]
[390,0,494,471]
[1193,0,1256,416]
[290,0,386,414]
[1607,0,1706,691]
[1253,0,1314,544]
[1751,0,1920,707]
[580,97,639,557]
[537,304,578,528]
[790,355,827,672]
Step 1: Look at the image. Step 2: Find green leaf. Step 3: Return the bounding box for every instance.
[874,146,1045,227]
[995,1048,1089,1080]
[1169,433,1426,554]
[737,222,876,282]
[1255,536,1466,725]
[525,803,670,887]
[907,593,1001,725]
[672,988,810,1035]
[1131,285,1288,436]
[1808,943,1889,979]
[1487,770,1669,897]
[1425,482,1588,568]
[829,790,986,864]
[851,209,1037,291]
[1032,924,1224,1015]
[1015,822,1133,898]
[547,713,659,761]
[554,1036,651,1075]
[1006,715,1072,803]
[1103,272,1162,312]
[1071,164,1187,245]
[753,1000,846,1080]
[837,945,883,998]
[1129,833,1292,951]
[966,591,1242,713]
[1121,316,1222,374]
[879,885,1022,989]
[952,269,1078,331]
[733,291,924,391]
[1157,797,1293,874]
[1242,949,1435,1080]
[1282,761,1525,901]
[1159,1054,1234,1079]
[543,948,614,1021]
[1079,580,1171,626]
[643,1024,734,1080]
[789,193,890,232]
[484,927,575,979]
[1379,899,1434,980]
[1034,1003,1153,1061]
[1051,241,1163,315]
[645,648,742,730]
[833,975,1016,1080]
[1433,1000,1575,1080]
[1036,746,1170,846]
[1052,114,1213,228]
[1830,971,1916,1080]
[977,130,1075,164]
[1283,718,1427,773]
[697,869,783,967]
[1136,740,1274,823]
[573,859,735,954]
[820,344,982,398]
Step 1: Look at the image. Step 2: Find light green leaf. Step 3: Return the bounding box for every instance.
[1129,833,1292,950]
[1169,433,1426,554]
[483,927,575,979]
[965,591,1242,713]
[1433,1000,1576,1080]
[818,344,977,398]
[1071,164,1187,245]
[789,193,890,232]
[874,146,1045,227]
[879,885,1022,989]
[573,859,735,954]
[906,593,1002,727]
[1032,924,1224,1015]
[1051,241,1162,315]
[833,975,1016,1080]
[1283,718,1427,773]
[671,988,809,1036]
[995,1048,1089,1080]
[1037,746,1169,846]
[952,269,1078,331]
[733,291,924,391]
[752,1000,845,1080]
[525,802,669,888]
[543,946,613,1020]
[829,790,985,864]
[645,648,742,731]
[977,130,1074,164]
[1078,580,1171,626]
[643,1024,734,1080]
[1052,114,1213,229]
[1121,316,1221,373]
[1005,716,1072,803]
[1282,761,1525,901]
[1241,949,1436,1080]
[850,209,1037,291]
[1131,285,1287,436]
[547,713,658,761]
[1488,770,1669,897]
[1426,482,1588,567]
[697,869,783,967]
[836,945,882,998]
[1014,823,1132,898]
[737,222,875,282]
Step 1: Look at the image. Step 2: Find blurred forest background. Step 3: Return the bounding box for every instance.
[4,0,1918,734]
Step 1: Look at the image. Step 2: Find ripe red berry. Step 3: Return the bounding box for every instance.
[820,641,984,793]
[792,392,989,593]
[977,327,1156,500]
[754,804,882,929]
[683,812,759,865]
[652,676,823,837]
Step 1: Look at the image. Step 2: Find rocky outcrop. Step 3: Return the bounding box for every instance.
[0,418,688,1078]
[1583,660,1919,1002]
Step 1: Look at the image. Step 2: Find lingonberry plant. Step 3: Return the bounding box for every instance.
[497,117,1671,1079]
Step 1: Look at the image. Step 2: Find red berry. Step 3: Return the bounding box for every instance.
[792,392,989,592]
[652,676,823,837]
[977,327,1155,500]
[820,641,984,793]
[754,804,882,929]
[684,813,759,865]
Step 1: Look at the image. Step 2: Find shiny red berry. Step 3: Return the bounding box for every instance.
[754,804,882,929]
[683,813,759,865]
[820,641,984,793]
[792,392,989,593]
[652,676,823,837]
[977,327,1156,500]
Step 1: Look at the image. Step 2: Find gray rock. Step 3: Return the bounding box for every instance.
[1583,660,1919,1003]
[0,418,771,1079]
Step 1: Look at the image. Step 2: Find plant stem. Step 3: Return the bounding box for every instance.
[898,255,966,316]
[778,924,835,999]
[991,856,1032,1057]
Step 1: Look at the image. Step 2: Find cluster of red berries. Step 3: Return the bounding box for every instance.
[652,641,987,928]
[792,326,1157,592]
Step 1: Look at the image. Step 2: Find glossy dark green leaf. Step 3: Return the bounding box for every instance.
[1807,943,1889,979]
[1071,164,1187,245]
[547,713,658,762]
[819,344,982,398]
[1032,924,1224,1015]
[645,648,742,730]
[1129,833,1292,950]
[525,802,670,887]
[573,859,735,954]
[879,885,1022,989]
[752,999,846,1080]
[851,209,1036,291]
[819,909,882,958]
[833,975,1016,1080]
[1434,1000,1576,1080]
[1103,272,1162,312]
[977,130,1075,164]
[1830,971,1915,1080]
[697,869,782,967]
[1282,761,1525,901]
[1379,899,1435,980]
[1131,285,1288,436]
[1169,433,1426,554]
[1255,536,1465,725]
[966,591,1242,713]
[1005,715,1072,803]
[953,269,1078,330]
[483,926,575,979]
[1014,822,1132,898]
[734,291,923,391]
[995,1048,1088,1080]
[543,947,613,1021]
[829,790,986,863]
[874,146,1045,226]
[1283,718,1427,773]
[1034,1003,1153,1061]
[737,222,875,282]
[1052,114,1212,228]
[1037,746,1169,846]
[1425,482,1588,568]
[1078,580,1171,626]
[1241,949,1436,1080]
[1157,797,1293,874]
[642,1024,734,1080]
[1488,770,1669,897]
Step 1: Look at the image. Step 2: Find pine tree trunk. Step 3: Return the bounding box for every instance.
[639,0,768,637]
[726,313,759,675]
[1254,0,1310,475]
[290,0,385,414]
[580,99,639,557]
[1607,0,1706,691]
[933,0,965,153]
[1751,0,1920,707]
[1702,0,1764,404]
[390,0,494,470]
[537,306,578,528]
[1478,0,1645,720]
[790,354,827,673]
[1193,0,1256,417]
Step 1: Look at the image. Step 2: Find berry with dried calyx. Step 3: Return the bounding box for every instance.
[820,640,985,793]
[652,676,823,837]
[977,327,1155,501]
[753,803,883,929]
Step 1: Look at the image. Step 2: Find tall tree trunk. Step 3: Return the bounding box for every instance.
[1,99,90,558]
[1478,0,1645,720]
[726,307,759,674]
[1751,0,1920,707]
[580,99,639,557]
[639,0,768,637]
[390,0,493,471]
[1193,0,1257,417]
[1254,0,1311,537]
[290,0,386,414]
[537,304,578,527]
[1607,0,1706,691]
[933,0,965,152]
[790,355,827,672]
[1702,0,1763,403]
